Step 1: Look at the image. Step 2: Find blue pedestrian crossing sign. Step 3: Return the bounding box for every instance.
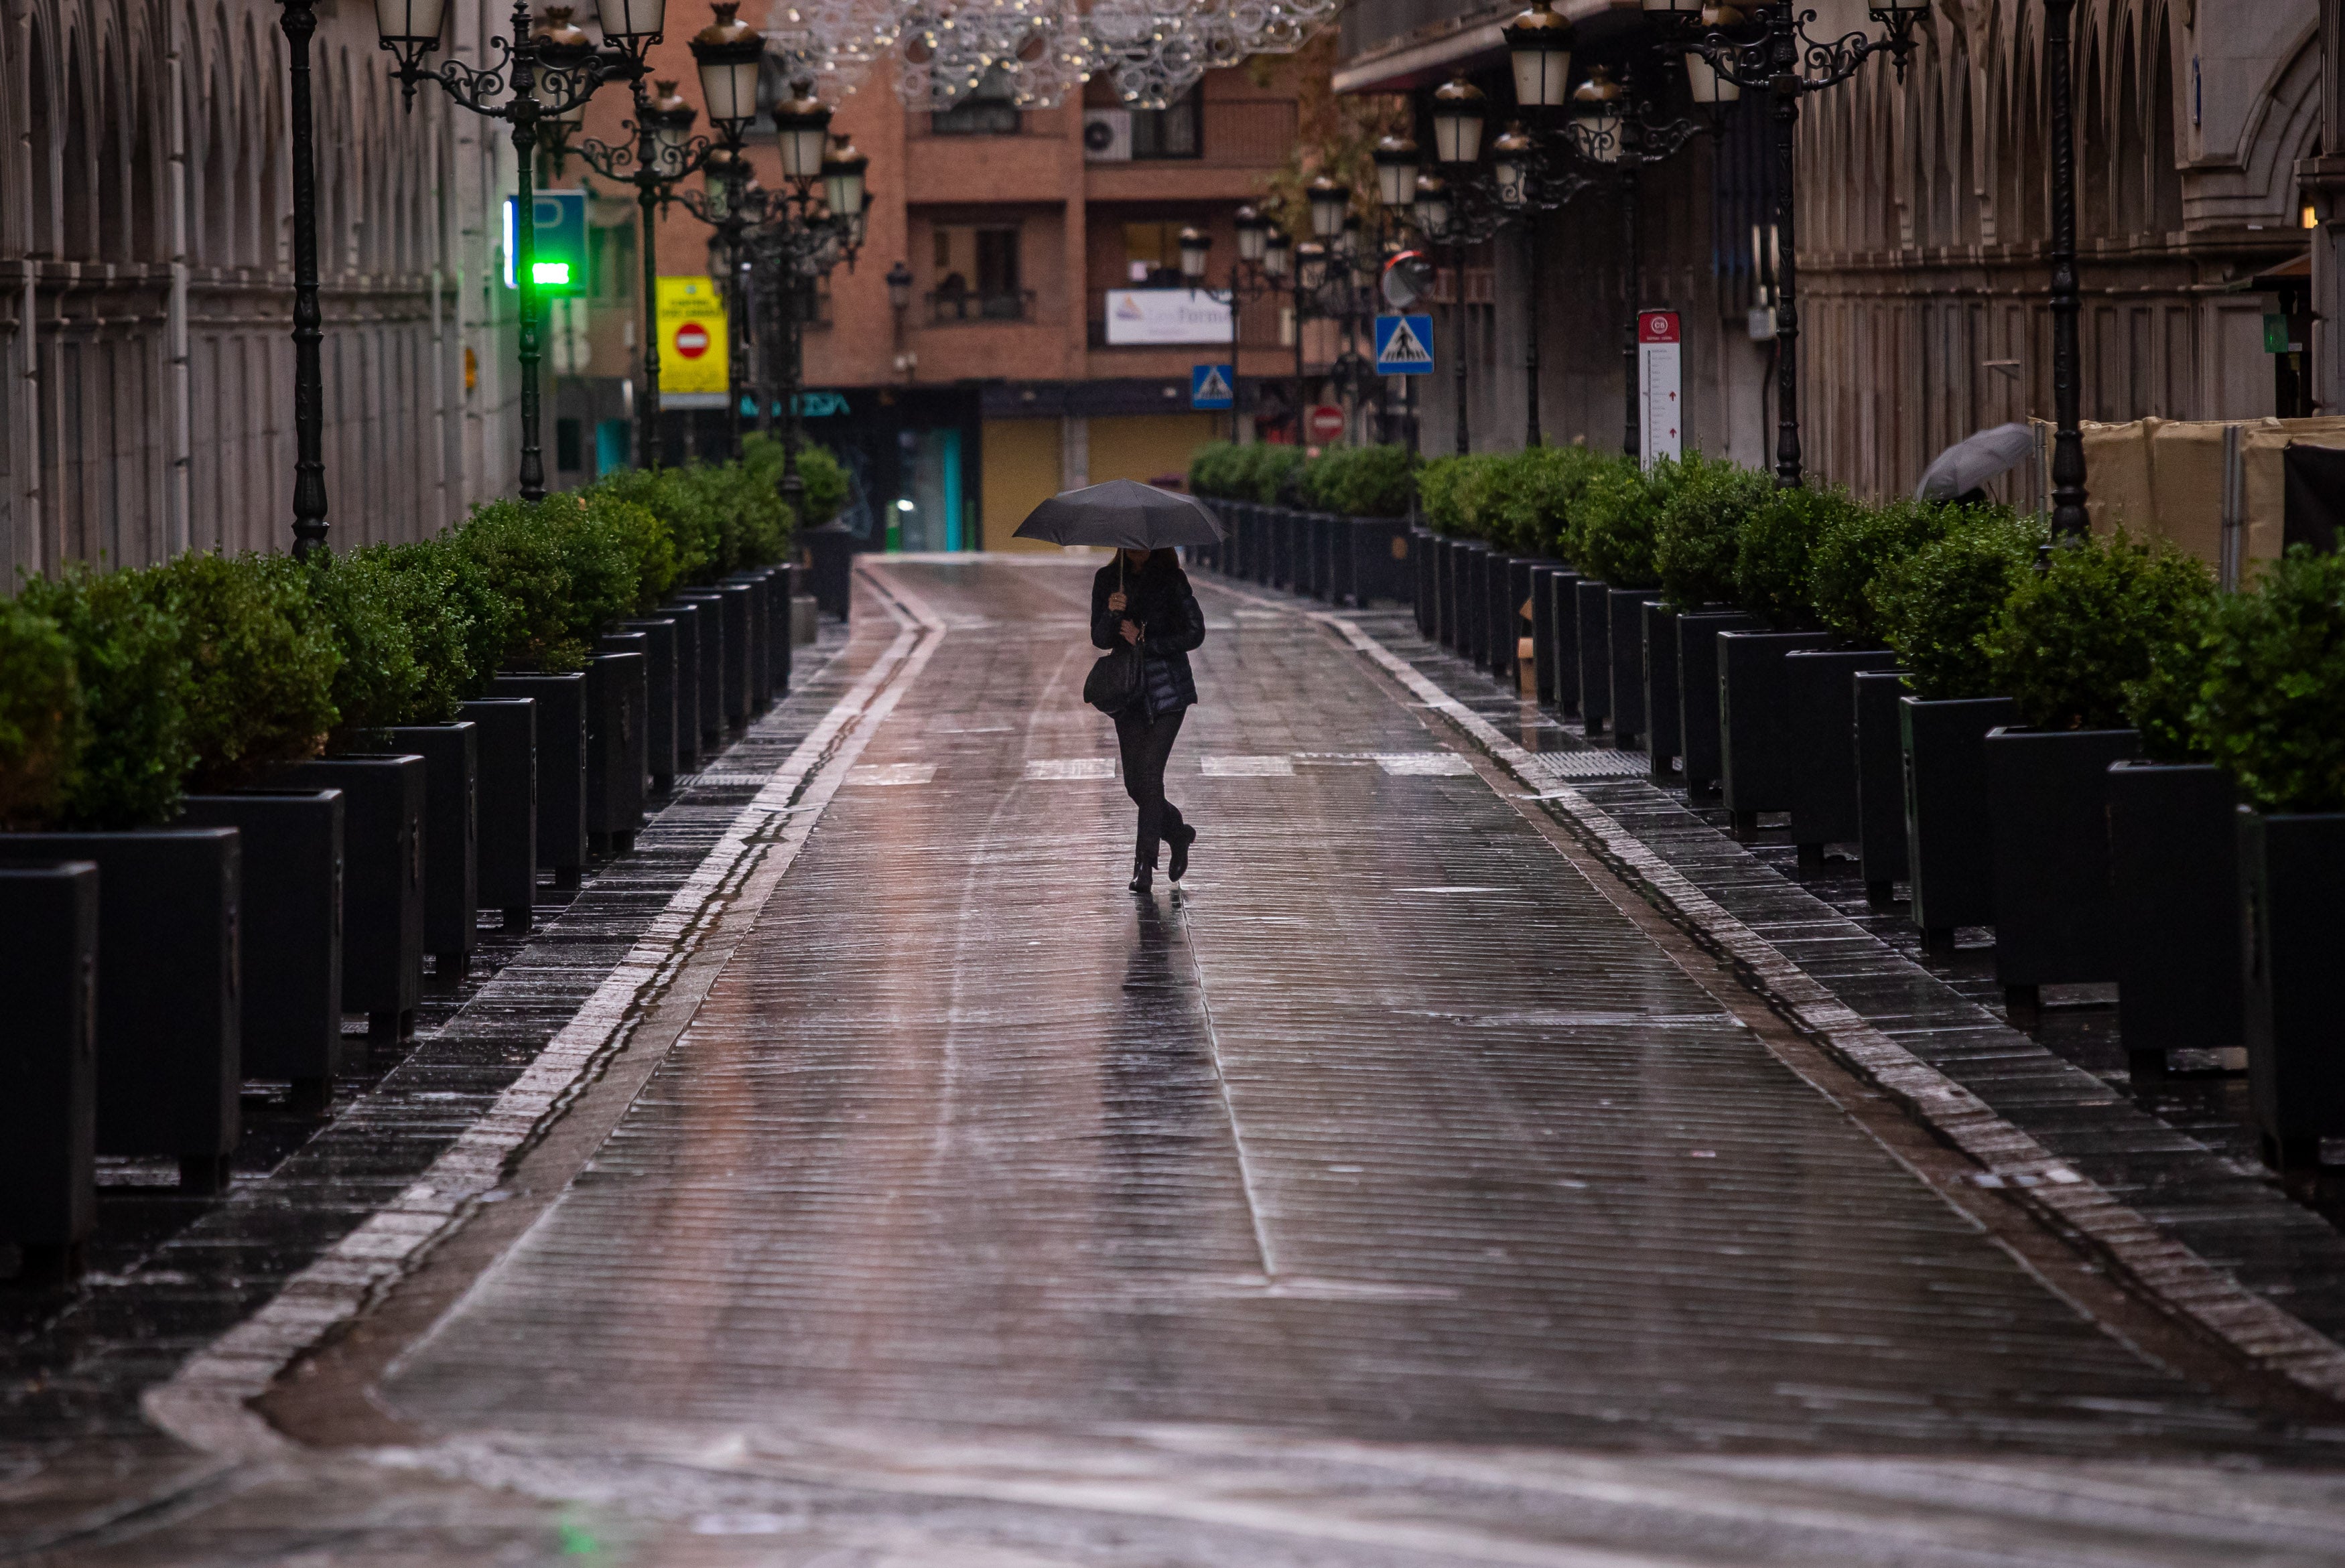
[1374,313,1435,374]
[1191,363,1235,410]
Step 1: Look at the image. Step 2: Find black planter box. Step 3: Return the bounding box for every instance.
[724,571,773,715]
[1463,543,1492,666]
[279,755,425,1039]
[2108,762,2242,1069]
[1272,509,1294,589]
[490,672,588,888]
[1677,612,1761,796]
[1256,507,1278,586]
[1548,571,1585,716]
[768,564,795,696]
[1853,669,1914,900]
[586,649,649,852]
[1985,726,2141,1019]
[1484,555,1518,682]
[1529,566,1561,707]
[1785,649,1901,865]
[0,829,240,1188]
[1505,559,1537,683]
[2239,807,2345,1170]
[457,697,537,928]
[1306,513,1332,599]
[1349,516,1410,605]
[1575,579,1613,733]
[1901,695,2017,946]
[1719,630,1833,829]
[665,595,724,753]
[800,522,854,620]
[713,583,755,727]
[179,788,344,1102]
[1412,528,1435,634]
[1642,601,1682,776]
[1435,537,1460,650]
[0,861,98,1274]
[1608,589,1656,746]
[372,723,479,977]
[616,616,681,788]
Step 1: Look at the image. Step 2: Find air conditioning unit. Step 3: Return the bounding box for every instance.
[1083,109,1132,162]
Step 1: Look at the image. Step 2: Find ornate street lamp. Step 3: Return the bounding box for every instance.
[1673,0,1932,485]
[1307,176,1352,243]
[1502,2,1574,112]
[279,0,332,554]
[1372,135,1420,209]
[1235,205,1270,265]
[577,70,719,470]
[380,0,649,500]
[2043,0,2086,534]
[1430,73,1487,165]
[1178,226,1212,285]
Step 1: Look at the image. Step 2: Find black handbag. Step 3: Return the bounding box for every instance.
[1084,642,1143,715]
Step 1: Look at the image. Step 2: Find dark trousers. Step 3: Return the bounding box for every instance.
[1114,705,1188,869]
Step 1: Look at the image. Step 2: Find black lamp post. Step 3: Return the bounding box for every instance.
[577,74,718,470]
[1672,0,1931,486]
[380,0,652,500]
[279,0,328,555]
[1560,56,1710,459]
[2043,0,2087,535]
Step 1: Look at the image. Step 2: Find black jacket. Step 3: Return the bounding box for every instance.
[1092,552,1205,714]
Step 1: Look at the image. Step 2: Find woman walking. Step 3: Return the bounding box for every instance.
[1092,546,1205,893]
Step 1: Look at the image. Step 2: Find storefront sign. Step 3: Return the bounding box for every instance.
[1104,289,1233,346]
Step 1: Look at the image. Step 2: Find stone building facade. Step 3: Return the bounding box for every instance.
[1,0,521,580]
[1339,0,2319,499]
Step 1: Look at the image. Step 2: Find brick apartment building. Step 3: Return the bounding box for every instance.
[556,24,1312,551]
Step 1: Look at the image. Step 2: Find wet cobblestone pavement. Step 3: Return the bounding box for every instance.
[11,557,2345,1565]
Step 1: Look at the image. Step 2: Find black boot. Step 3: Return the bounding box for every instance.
[1169,823,1197,883]
[1129,859,1154,894]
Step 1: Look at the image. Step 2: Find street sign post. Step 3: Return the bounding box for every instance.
[656,276,729,397]
[1191,363,1235,410]
[1374,313,1435,375]
[1637,310,1682,469]
[1306,405,1347,445]
[504,191,587,297]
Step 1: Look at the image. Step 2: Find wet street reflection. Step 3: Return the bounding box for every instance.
[378,558,2314,1472]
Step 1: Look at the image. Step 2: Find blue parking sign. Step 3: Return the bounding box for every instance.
[1191,363,1235,409]
[1374,314,1435,374]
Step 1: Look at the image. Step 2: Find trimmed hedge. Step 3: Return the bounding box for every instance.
[1870,511,2048,701]
[1298,444,1414,518]
[1985,530,2214,732]
[2,451,799,831]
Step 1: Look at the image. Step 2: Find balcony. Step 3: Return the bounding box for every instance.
[927,287,1036,325]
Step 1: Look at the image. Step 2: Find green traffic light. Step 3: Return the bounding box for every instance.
[533,261,572,287]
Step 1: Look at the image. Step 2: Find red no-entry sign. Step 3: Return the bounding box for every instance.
[1306,405,1346,443]
[674,322,711,358]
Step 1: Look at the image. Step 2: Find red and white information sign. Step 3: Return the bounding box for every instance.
[1306,404,1347,444]
[673,321,712,359]
[1637,310,1682,470]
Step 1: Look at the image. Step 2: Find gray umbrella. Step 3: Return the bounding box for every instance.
[1915,422,2035,501]
[1012,479,1226,549]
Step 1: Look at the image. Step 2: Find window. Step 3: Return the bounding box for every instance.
[1119,221,1187,287]
[931,66,1022,136]
[931,223,1026,321]
[1130,90,1201,159]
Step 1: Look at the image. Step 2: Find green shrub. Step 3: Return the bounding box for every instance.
[1733,484,1853,630]
[1300,444,1413,517]
[309,547,426,743]
[585,492,679,610]
[384,535,507,705]
[1492,445,1603,558]
[785,439,848,531]
[1572,455,1666,587]
[136,551,338,790]
[1983,531,2214,732]
[1187,440,1242,500]
[1242,443,1306,504]
[1416,453,1495,537]
[1653,453,1770,612]
[455,496,627,672]
[592,467,721,587]
[1870,512,2048,700]
[675,460,786,573]
[0,602,88,830]
[13,569,190,829]
[1806,498,1976,644]
[2130,546,2345,810]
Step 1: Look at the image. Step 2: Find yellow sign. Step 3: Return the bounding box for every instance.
[655,276,728,396]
